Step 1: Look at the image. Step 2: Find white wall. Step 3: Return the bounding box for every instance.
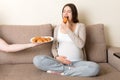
[0,0,120,47]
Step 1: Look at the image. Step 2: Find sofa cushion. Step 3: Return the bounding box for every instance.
[0,24,53,64]
[85,24,107,62]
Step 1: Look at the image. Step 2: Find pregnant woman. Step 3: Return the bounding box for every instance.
[33,3,100,77]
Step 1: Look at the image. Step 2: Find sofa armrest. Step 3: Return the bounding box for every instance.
[108,47,120,71]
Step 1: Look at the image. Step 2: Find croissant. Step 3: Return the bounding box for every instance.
[63,17,68,24]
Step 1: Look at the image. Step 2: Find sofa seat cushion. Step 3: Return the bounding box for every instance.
[0,63,119,80]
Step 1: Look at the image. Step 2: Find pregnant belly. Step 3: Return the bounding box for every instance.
[58,43,83,61]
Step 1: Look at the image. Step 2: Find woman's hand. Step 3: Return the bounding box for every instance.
[56,56,71,65]
[62,20,72,32]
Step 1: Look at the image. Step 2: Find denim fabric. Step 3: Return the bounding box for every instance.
[33,55,100,77]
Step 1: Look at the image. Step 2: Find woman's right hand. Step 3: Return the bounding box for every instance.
[56,56,71,65]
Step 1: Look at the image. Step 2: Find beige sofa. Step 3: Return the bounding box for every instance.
[0,24,120,80]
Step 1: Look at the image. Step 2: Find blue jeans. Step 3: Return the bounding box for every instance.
[33,55,100,77]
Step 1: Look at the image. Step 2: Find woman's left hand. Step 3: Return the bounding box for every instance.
[62,21,71,32]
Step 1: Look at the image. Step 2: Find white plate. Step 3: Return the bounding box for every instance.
[30,36,53,43]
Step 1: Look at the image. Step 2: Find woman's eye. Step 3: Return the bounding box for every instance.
[63,10,67,13]
[63,10,71,13]
[67,10,72,13]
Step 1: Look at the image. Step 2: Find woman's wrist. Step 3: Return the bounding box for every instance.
[55,55,59,59]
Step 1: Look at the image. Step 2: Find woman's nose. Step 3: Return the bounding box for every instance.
[64,13,68,16]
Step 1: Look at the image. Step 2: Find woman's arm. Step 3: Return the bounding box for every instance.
[0,38,41,52]
[65,23,86,48]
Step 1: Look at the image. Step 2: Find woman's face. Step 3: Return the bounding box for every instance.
[62,6,72,22]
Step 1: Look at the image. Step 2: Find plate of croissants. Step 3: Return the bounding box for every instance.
[30,36,53,43]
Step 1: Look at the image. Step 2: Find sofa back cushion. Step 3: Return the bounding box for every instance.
[0,24,53,64]
[85,24,107,62]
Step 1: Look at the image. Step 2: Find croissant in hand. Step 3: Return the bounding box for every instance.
[63,17,68,24]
